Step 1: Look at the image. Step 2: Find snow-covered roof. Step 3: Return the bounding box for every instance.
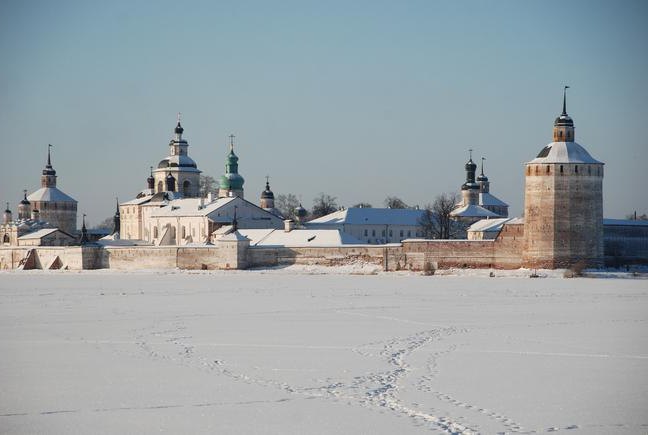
[218,231,249,242]
[154,154,201,172]
[479,192,508,207]
[528,142,603,165]
[450,204,500,218]
[467,218,512,233]
[308,208,425,226]
[96,238,153,246]
[18,228,69,240]
[27,187,77,203]
[237,228,364,247]
[603,218,648,227]
[150,197,237,217]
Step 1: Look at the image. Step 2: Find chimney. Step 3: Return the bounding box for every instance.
[207,192,213,203]
[31,209,40,221]
[284,219,295,232]
[199,197,205,210]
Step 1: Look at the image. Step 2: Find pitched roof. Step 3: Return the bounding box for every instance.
[237,228,364,247]
[528,142,603,164]
[18,228,73,240]
[27,187,77,203]
[308,207,425,226]
[467,217,512,233]
[479,192,508,207]
[450,204,500,218]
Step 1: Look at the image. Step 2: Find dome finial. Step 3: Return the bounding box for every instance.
[47,144,53,167]
[229,134,235,152]
[265,175,270,190]
[562,85,570,116]
[174,113,184,136]
[481,157,485,176]
[468,148,473,162]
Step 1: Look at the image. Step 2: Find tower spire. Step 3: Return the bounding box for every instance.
[229,134,235,152]
[481,157,485,176]
[562,85,570,116]
[47,144,53,167]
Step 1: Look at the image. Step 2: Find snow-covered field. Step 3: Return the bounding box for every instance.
[1,268,646,435]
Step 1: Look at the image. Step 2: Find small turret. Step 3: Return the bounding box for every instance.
[3,203,11,225]
[147,166,155,190]
[80,214,89,244]
[18,190,31,220]
[295,203,308,224]
[553,86,575,142]
[218,134,245,198]
[461,150,479,206]
[31,209,40,222]
[112,198,120,236]
[260,176,275,210]
[477,157,490,193]
[41,144,57,188]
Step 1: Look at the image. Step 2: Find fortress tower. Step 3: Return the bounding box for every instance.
[522,88,604,268]
[27,146,78,234]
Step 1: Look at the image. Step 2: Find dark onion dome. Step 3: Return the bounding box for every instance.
[461,181,480,191]
[165,173,175,181]
[476,173,489,182]
[295,203,307,219]
[5,202,11,213]
[20,192,30,205]
[554,114,574,127]
[261,181,274,199]
[465,159,477,172]
[174,121,184,135]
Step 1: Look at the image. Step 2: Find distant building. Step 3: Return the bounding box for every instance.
[451,152,508,225]
[27,147,78,234]
[120,120,282,245]
[307,207,426,244]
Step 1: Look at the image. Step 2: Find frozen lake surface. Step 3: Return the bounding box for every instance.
[1,269,647,434]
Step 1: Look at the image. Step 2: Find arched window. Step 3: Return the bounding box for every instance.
[535,166,538,175]
[157,181,163,193]
[575,165,578,174]
[588,166,591,175]
[527,166,531,175]
[153,227,158,238]
[182,226,186,239]
[559,131,563,139]
[560,165,564,174]
[546,165,550,174]
[183,180,191,196]
[3,234,9,244]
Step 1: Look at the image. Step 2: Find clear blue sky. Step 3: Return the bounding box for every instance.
[1,0,646,226]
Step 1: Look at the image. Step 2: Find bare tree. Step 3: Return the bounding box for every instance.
[93,216,114,230]
[625,211,648,220]
[311,193,338,219]
[276,193,300,220]
[199,175,218,197]
[385,196,408,209]
[419,192,461,239]
[352,202,372,208]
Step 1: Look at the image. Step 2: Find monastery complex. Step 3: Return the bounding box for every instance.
[1,91,646,271]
